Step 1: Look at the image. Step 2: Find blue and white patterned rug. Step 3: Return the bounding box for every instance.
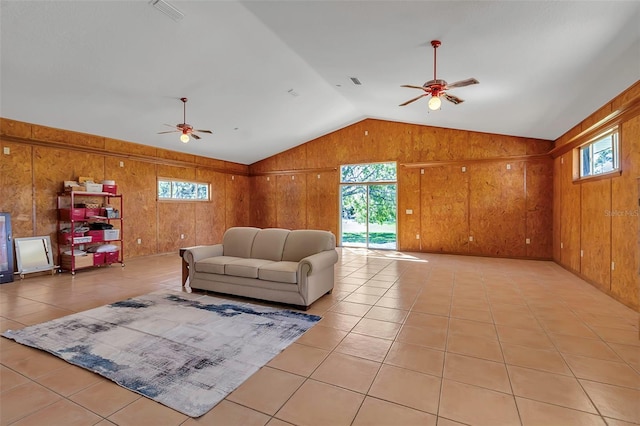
[2,291,321,417]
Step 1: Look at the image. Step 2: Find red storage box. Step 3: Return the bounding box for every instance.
[60,208,86,221]
[102,184,117,194]
[105,251,119,264]
[87,230,104,242]
[85,208,101,218]
[93,252,106,265]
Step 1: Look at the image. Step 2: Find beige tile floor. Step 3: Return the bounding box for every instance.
[1,248,638,425]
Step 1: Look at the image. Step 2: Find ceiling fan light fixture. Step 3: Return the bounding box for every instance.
[180,133,190,143]
[428,95,441,110]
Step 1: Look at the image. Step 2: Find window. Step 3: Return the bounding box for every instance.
[157,178,210,201]
[579,128,619,178]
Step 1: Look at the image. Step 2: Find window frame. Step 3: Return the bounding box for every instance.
[574,126,621,182]
[157,178,211,202]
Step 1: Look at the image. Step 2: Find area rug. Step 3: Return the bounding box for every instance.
[2,291,321,417]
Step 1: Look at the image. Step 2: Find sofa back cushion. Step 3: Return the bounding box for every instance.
[251,228,290,261]
[282,230,336,262]
[223,227,260,258]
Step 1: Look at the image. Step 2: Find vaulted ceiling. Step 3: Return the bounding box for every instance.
[1,1,638,164]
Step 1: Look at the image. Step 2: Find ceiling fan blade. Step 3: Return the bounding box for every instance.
[443,93,465,105]
[163,123,177,128]
[399,94,428,106]
[401,84,428,91]
[446,78,479,89]
[194,129,213,134]
[191,133,201,140]
[157,130,179,134]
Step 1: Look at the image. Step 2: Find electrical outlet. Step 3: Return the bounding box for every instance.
[611,261,615,271]
[506,164,511,170]
[461,166,466,172]
[180,234,185,240]
[406,209,413,215]
[364,130,368,136]
[560,242,564,249]
[526,238,531,244]
[416,234,420,239]
[580,249,584,257]
[119,161,124,167]
[421,169,424,174]
[3,147,10,155]
[469,236,474,242]
[137,238,141,244]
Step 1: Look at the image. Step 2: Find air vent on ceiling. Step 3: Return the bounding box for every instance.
[149,0,184,21]
[350,77,362,85]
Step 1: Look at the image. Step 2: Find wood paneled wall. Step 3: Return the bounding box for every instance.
[552,81,640,310]
[249,119,554,259]
[0,118,250,262]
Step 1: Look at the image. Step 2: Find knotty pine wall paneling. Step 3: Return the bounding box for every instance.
[32,125,105,150]
[0,141,34,238]
[156,164,197,253]
[525,160,553,258]
[468,161,526,257]
[559,153,581,272]
[552,157,563,262]
[195,169,227,246]
[250,176,277,229]
[420,165,469,254]
[397,167,421,252]
[276,174,307,230]
[580,179,612,291]
[104,137,157,157]
[225,174,250,229]
[33,146,106,256]
[306,171,338,235]
[276,145,306,171]
[306,134,338,169]
[610,115,640,308]
[104,158,157,259]
[157,202,196,253]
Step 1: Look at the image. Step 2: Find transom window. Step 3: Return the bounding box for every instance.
[158,178,210,201]
[579,127,619,178]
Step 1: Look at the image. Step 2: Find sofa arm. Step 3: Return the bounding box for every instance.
[298,249,338,275]
[183,244,223,265]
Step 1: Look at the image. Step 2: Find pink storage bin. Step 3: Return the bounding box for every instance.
[102,184,117,194]
[85,208,101,218]
[105,251,119,264]
[87,230,104,242]
[60,208,85,221]
[93,252,106,265]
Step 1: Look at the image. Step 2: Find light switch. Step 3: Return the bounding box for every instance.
[506,164,511,170]
[469,236,474,242]
[421,169,424,174]
[461,166,466,172]
[3,147,10,155]
[526,238,530,244]
[119,161,124,167]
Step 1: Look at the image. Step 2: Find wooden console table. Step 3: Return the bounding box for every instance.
[179,248,188,287]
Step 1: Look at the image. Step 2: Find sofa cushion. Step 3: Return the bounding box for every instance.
[225,258,276,278]
[258,261,298,284]
[250,228,289,261]
[195,256,243,274]
[223,227,260,258]
[282,230,336,262]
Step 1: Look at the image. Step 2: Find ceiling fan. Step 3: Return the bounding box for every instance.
[158,97,212,143]
[400,40,479,111]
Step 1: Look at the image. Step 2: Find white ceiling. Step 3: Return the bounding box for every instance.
[1,1,638,165]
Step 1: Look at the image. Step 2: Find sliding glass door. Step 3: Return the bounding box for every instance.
[340,163,397,250]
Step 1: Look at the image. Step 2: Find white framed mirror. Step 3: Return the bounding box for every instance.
[14,236,56,278]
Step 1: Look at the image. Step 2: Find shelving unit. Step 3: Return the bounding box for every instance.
[56,191,124,274]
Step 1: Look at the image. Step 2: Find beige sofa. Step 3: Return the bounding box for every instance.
[182,227,338,310]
